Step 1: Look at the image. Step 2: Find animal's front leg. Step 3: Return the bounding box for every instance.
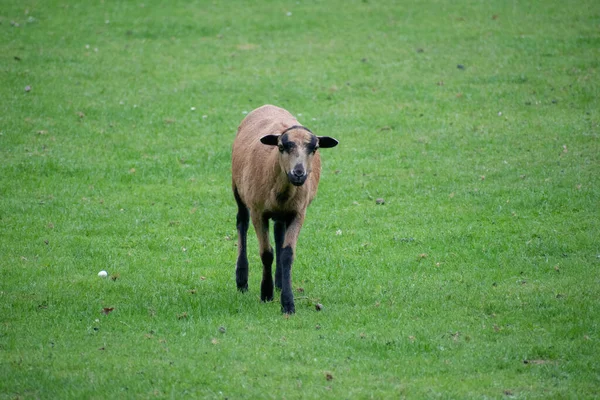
[280,213,305,314]
[279,245,295,314]
[273,220,286,290]
[253,214,274,302]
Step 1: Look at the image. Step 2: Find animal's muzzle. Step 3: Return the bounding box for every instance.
[288,165,307,186]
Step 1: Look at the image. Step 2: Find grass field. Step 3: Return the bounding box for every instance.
[1,0,599,398]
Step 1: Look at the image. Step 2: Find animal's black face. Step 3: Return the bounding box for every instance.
[279,133,315,186]
[260,126,338,187]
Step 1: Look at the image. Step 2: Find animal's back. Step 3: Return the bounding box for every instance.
[232,106,294,205]
[235,105,299,142]
[232,105,300,188]
[231,105,317,212]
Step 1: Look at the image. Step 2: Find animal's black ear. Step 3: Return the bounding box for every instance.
[317,136,339,148]
[260,134,280,146]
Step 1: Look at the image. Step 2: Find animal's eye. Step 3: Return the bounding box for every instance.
[278,144,284,152]
[312,146,319,154]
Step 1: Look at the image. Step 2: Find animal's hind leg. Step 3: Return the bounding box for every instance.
[253,214,274,302]
[234,187,249,292]
[274,220,286,290]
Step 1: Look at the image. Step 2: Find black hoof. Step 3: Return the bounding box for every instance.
[261,281,274,302]
[261,294,274,302]
[281,304,295,314]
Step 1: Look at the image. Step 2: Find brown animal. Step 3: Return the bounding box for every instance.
[231,105,338,313]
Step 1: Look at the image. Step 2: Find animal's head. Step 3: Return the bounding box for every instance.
[260,126,338,186]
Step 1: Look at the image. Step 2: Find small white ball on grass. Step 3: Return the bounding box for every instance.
[98,270,108,278]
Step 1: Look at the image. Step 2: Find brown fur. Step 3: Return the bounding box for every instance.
[232,105,321,238]
[231,104,337,313]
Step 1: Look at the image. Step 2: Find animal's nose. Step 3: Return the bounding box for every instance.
[293,165,305,177]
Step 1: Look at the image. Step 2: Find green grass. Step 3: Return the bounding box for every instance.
[1,0,599,398]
